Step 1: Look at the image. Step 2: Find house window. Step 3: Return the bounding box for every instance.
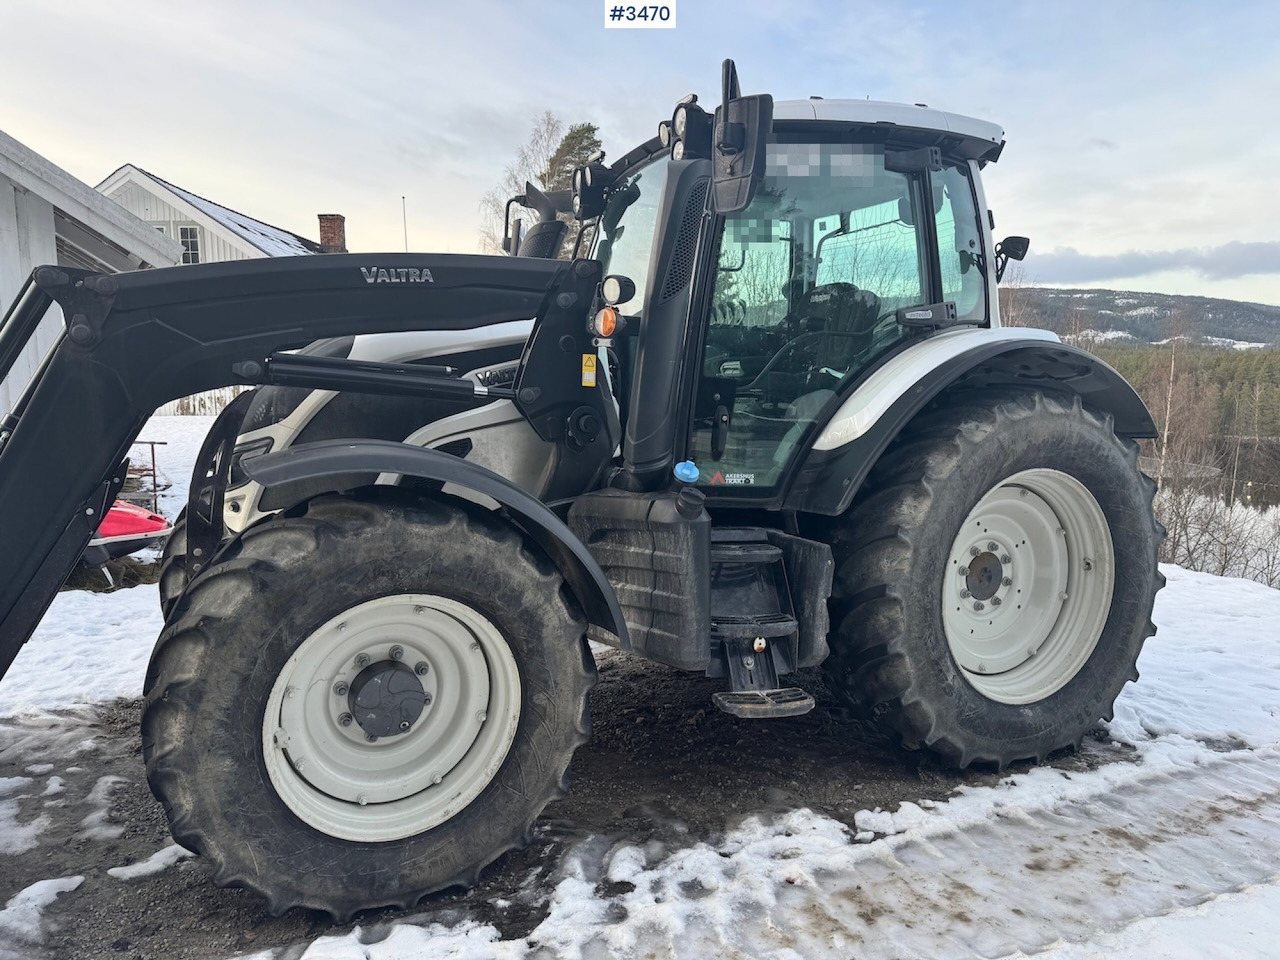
[179,225,200,264]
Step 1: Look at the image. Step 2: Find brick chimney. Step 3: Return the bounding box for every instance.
[317,214,346,253]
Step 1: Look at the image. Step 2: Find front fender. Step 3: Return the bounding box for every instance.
[243,439,630,648]
[788,327,1158,515]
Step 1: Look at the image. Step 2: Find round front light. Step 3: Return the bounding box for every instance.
[672,139,685,160]
[572,194,581,215]
[674,106,688,138]
[658,121,671,147]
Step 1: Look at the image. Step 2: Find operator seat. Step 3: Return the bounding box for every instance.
[797,282,881,373]
[517,219,568,259]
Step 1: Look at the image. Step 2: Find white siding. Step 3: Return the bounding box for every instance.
[0,177,64,417]
[103,180,259,263]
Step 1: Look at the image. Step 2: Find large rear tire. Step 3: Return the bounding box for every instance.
[142,493,594,919]
[823,391,1163,768]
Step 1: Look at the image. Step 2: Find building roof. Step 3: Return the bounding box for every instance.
[0,130,182,270]
[97,165,322,257]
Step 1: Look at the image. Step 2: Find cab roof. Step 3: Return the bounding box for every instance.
[773,98,1005,161]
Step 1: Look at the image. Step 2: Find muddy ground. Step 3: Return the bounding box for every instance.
[0,647,1131,960]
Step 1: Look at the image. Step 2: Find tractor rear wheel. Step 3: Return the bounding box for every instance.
[824,391,1162,768]
[142,492,594,919]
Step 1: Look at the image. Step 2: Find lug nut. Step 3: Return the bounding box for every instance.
[987,541,999,552]
[970,546,981,557]
[295,758,307,771]
[991,597,1002,606]
[414,661,429,676]
[960,589,971,599]
[1000,554,1011,564]
[285,686,297,699]
[476,711,487,723]
[1059,591,1070,601]
[355,653,370,668]
[1002,576,1013,586]
[338,713,353,727]
[389,645,404,661]
[399,720,411,731]
[423,692,433,705]
[357,794,368,806]
[333,681,349,697]
[974,601,985,611]
[365,733,378,743]
[959,566,969,577]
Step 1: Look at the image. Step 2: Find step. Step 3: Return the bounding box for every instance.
[711,541,783,564]
[711,613,799,640]
[712,688,816,719]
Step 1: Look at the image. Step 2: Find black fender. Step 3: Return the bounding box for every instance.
[242,439,630,648]
[787,339,1159,516]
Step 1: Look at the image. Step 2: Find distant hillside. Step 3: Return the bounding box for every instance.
[1003,288,1280,347]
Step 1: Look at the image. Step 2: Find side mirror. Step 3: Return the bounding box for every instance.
[711,59,773,215]
[994,235,1030,282]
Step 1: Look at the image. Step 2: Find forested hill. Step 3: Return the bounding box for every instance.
[1002,287,1280,346]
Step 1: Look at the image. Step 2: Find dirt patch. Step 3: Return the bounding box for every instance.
[0,648,1134,959]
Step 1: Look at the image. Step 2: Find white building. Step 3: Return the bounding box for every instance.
[94,165,347,414]
[1,131,182,416]
[96,164,347,263]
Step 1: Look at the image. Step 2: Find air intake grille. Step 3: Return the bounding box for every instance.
[659,178,709,302]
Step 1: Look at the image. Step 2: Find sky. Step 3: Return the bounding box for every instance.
[1,0,1278,305]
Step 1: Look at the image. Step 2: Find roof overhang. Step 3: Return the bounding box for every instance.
[773,99,1006,163]
[0,130,182,269]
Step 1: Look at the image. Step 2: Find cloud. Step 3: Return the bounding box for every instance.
[1026,241,1280,283]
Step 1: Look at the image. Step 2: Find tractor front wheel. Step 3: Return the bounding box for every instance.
[824,391,1162,768]
[142,493,594,919]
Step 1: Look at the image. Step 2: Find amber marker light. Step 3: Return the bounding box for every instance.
[592,306,618,338]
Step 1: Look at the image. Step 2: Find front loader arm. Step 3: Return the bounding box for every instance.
[0,253,590,679]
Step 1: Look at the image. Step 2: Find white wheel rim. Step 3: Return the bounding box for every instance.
[942,469,1114,705]
[262,594,521,842]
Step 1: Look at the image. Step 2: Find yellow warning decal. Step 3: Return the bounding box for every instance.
[581,353,597,387]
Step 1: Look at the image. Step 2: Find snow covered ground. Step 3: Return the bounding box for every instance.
[2,416,1280,958]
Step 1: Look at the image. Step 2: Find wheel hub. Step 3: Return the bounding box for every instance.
[965,551,1003,601]
[347,660,427,738]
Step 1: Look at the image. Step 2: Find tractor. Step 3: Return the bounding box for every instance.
[0,62,1162,919]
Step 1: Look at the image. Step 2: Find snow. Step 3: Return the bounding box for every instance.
[76,775,126,841]
[1038,882,1280,959]
[0,585,163,716]
[107,843,195,880]
[0,876,82,950]
[133,414,216,521]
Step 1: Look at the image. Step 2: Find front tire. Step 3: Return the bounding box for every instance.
[824,391,1163,768]
[142,493,594,919]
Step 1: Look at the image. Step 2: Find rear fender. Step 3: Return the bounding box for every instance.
[243,439,630,648]
[787,328,1158,515]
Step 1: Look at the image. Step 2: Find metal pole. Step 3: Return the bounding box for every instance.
[402,196,408,252]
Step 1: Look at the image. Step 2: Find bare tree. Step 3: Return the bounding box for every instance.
[478,112,565,254]
[478,113,600,255]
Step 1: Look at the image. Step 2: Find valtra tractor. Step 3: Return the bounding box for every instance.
[0,62,1162,918]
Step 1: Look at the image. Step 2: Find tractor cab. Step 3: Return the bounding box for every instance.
[541,68,1016,507]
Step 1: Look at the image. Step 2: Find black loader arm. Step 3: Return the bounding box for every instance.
[0,254,596,681]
